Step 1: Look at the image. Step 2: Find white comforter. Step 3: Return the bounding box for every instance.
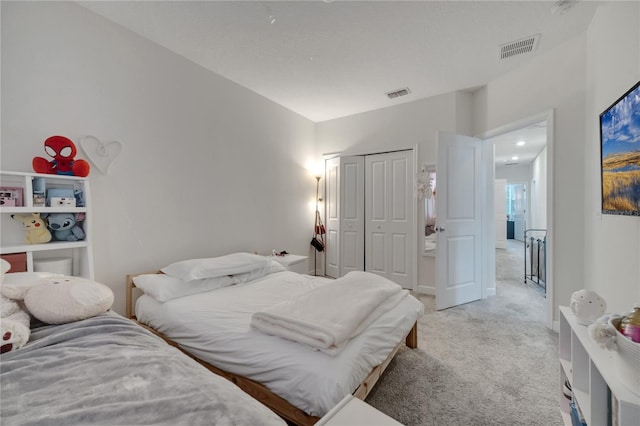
[251,271,407,355]
[135,271,424,417]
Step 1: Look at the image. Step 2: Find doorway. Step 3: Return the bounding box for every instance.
[483,111,553,328]
[506,183,527,241]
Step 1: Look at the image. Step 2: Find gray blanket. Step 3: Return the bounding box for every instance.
[0,311,284,426]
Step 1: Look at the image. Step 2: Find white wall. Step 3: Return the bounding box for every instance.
[316,91,469,292]
[530,147,547,230]
[1,2,317,314]
[472,34,587,322]
[584,1,640,314]
[495,164,531,183]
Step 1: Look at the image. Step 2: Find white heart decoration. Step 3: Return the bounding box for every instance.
[79,135,123,175]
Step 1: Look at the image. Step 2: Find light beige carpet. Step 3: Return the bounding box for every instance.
[366,240,561,426]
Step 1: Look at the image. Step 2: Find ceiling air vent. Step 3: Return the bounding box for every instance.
[386,87,411,99]
[504,162,519,166]
[499,34,540,60]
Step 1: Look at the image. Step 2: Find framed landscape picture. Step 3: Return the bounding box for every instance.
[600,80,640,216]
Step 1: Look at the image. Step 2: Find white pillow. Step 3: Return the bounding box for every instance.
[235,260,287,283]
[161,252,270,281]
[133,274,236,302]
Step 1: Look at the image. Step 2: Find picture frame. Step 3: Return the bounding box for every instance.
[0,186,24,207]
[600,80,640,216]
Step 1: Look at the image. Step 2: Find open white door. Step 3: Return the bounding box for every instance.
[436,132,483,310]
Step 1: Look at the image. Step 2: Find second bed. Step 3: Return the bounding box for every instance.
[128,255,424,425]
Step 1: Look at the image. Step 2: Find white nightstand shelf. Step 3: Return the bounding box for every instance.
[316,395,403,426]
[270,254,309,275]
[559,306,640,426]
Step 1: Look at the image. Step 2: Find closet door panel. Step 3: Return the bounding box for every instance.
[342,231,360,271]
[392,233,408,275]
[326,229,339,276]
[369,232,386,274]
[391,158,408,221]
[369,160,387,221]
[343,163,360,220]
[339,156,365,276]
[325,158,340,278]
[365,151,413,288]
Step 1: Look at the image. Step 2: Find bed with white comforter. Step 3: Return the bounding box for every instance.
[134,266,424,418]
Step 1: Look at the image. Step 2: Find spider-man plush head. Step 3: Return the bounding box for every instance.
[32,136,90,177]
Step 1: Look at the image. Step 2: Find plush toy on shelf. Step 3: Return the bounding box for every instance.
[10,213,52,244]
[32,135,90,177]
[43,213,85,241]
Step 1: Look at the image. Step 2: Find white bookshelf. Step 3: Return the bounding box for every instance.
[559,306,640,426]
[0,171,94,279]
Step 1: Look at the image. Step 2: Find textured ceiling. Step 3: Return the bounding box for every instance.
[78,1,598,123]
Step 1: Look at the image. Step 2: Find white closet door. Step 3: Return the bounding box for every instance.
[325,156,364,278]
[365,151,413,288]
[339,156,364,276]
[325,158,340,278]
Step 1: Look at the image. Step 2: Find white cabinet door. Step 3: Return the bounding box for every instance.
[365,151,413,288]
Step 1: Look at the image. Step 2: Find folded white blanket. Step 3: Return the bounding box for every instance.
[250,271,408,355]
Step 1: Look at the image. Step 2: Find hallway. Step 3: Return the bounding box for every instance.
[496,238,546,310]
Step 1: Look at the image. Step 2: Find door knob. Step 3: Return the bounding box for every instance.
[437,226,446,232]
[377,225,381,230]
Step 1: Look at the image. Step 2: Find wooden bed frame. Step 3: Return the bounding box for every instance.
[126,273,418,426]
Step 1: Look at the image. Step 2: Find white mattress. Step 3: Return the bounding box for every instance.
[135,271,424,417]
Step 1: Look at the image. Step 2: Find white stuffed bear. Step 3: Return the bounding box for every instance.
[24,276,114,325]
[1,259,31,354]
[2,273,114,326]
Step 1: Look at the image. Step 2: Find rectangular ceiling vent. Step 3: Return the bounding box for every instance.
[386,87,411,99]
[499,34,540,60]
[504,162,519,166]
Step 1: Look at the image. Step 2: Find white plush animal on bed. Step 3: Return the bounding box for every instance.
[2,274,114,325]
[1,261,114,329]
[1,259,31,354]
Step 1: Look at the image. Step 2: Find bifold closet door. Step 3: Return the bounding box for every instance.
[325,156,364,279]
[365,151,413,288]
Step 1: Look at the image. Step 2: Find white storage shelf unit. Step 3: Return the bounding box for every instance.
[0,171,94,279]
[559,306,640,426]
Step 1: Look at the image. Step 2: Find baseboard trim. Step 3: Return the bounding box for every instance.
[418,284,435,295]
